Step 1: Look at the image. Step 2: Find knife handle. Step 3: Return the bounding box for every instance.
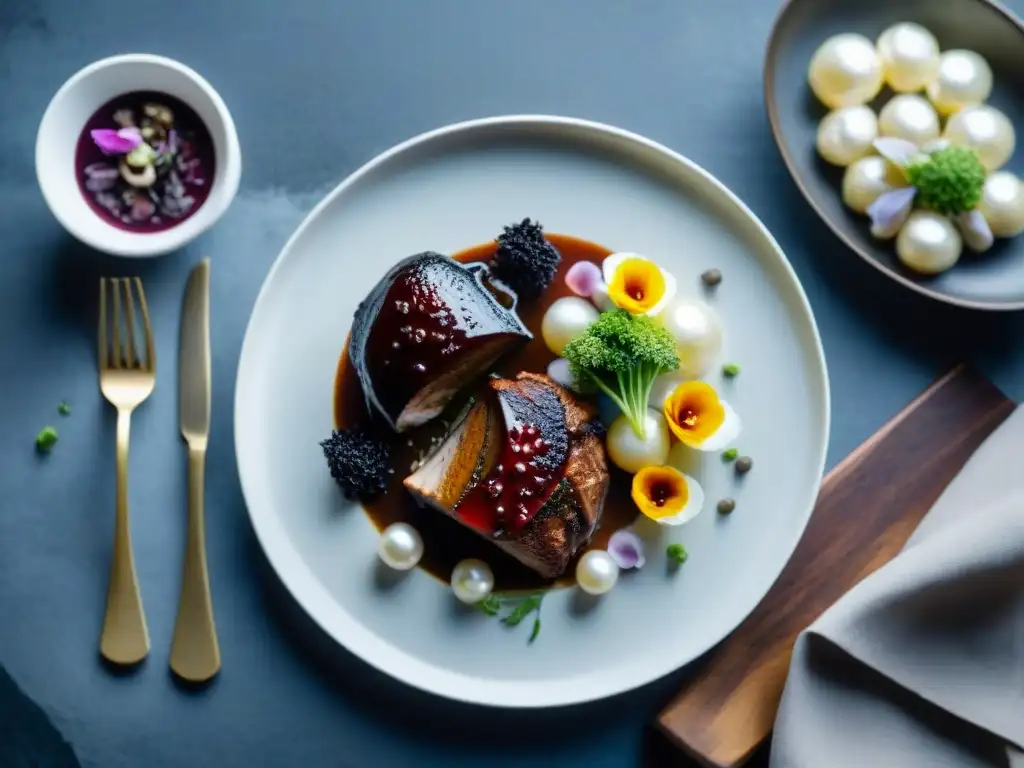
[170,444,220,683]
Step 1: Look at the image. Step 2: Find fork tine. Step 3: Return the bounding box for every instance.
[122,278,138,368]
[111,279,122,369]
[134,278,155,373]
[98,278,108,369]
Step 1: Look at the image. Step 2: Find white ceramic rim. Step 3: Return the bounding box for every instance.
[35,53,242,258]
[235,115,831,708]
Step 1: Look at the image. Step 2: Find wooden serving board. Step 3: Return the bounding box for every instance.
[655,365,1014,768]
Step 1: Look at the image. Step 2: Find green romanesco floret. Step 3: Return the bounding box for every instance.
[562,309,679,439]
[906,146,986,216]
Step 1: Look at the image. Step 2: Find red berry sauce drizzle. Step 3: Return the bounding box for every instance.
[456,381,569,536]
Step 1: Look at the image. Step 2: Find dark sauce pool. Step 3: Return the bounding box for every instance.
[334,234,638,591]
[75,91,215,233]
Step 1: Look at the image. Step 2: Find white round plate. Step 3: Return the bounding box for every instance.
[235,116,830,708]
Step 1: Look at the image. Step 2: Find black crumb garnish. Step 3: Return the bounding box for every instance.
[491,218,561,301]
[320,428,391,501]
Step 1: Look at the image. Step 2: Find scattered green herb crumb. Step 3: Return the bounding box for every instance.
[57,401,71,416]
[717,498,736,515]
[477,594,502,617]
[529,616,542,644]
[667,543,688,566]
[35,426,58,452]
[722,363,740,378]
[722,447,738,462]
[502,593,543,627]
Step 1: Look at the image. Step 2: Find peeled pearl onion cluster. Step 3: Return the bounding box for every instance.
[878,94,940,145]
[896,211,963,275]
[816,106,878,167]
[378,523,424,571]
[877,22,940,93]
[842,155,906,214]
[978,172,1024,237]
[927,49,993,116]
[450,559,495,604]
[943,105,1016,172]
[576,550,619,595]
[606,410,671,474]
[808,33,884,109]
[541,296,600,356]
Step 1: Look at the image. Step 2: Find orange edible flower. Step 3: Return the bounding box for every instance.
[663,381,725,448]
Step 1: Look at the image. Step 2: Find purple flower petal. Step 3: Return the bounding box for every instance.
[547,358,576,390]
[565,261,603,298]
[956,209,994,252]
[117,126,142,145]
[868,187,917,239]
[90,128,141,154]
[873,137,919,168]
[607,529,645,569]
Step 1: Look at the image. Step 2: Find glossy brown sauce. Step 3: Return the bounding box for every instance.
[334,234,638,590]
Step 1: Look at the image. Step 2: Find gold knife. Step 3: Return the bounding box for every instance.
[170,258,220,682]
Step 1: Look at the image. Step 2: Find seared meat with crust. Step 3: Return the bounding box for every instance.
[405,373,609,579]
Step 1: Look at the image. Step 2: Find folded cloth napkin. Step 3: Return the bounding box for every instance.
[772,406,1024,768]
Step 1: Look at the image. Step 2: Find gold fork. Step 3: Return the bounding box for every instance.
[98,277,155,666]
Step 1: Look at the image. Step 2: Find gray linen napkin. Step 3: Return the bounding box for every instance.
[772,406,1024,768]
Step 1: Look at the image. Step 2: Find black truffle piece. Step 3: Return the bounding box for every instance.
[320,428,391,501]
[491,219,561,301]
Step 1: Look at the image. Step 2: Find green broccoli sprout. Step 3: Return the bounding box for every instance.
[562,309,679,439]
[906,146,985,216]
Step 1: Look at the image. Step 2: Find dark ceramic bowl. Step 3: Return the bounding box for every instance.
[766,0,1024,310]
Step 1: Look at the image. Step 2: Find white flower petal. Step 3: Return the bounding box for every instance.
[601,252,637,284]
[694,401,742,452]
[873,137,920,167]
[656,474,705,526]
[868,186,917,239]
[955,209,994,253]
[643,267,677,317]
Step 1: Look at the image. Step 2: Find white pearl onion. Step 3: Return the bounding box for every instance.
[878,94,940,146]
[808,34,884,109]
[656,298,723,378]
[978,171,1024,237]
[378,523,424,571]
[876,22,940,93]
[606,410,671,474]
[576,550,619,595]
[896,211,963,275]
[451,559,495,604]
[926,50,993,116]
[943,105,1016,172]
[842,155,906,214]
[541,296,599,356]
[816,106,879,167]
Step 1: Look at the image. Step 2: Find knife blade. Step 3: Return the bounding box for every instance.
[171,256,220,683]
[179,258,211,444]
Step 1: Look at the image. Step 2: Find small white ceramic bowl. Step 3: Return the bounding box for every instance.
[36,54,241,257]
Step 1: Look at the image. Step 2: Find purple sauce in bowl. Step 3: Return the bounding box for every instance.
[75,91,215,233]
[37,54,241,257]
